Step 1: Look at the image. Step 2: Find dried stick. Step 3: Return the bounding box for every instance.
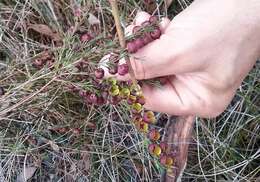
[109,0,137,85]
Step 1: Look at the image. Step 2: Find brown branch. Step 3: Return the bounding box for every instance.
[109,0,137,85]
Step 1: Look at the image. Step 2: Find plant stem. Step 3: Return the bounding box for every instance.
[109,0,137,85]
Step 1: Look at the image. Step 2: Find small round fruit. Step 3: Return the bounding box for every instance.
[110,95,122,105]
[159,142,169,153]
[109,85,120,96]
[120,88,130,98]
[136,95,145,105]
[143,111,156,124]
[142,33,153,45]
[130,84,142,96]
[80,33,92,42]
[134,38,145,50]
[148,143,161,156]
[127,41,137,53]
[131,103,143,113]
[150,27,161,39]
[127,95,137,105]
[149,16,158,24]
[107,77,117,85]
[160,155,174,167]
[101,90,109,100]
[138,121,149,133]
[94,68,104,79]
[118,64,129,76]
[148,129,160,141]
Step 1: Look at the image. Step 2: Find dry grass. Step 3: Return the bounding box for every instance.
[0,0,259,181]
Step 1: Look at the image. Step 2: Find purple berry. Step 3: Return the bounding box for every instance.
[110,96,121,105]
[118,64,129,76]
[97,96,105,105]
[150,27,161,39]
[127,41,137,53]
[94,68,104,79]
[149,16,158,24]
[134,38,145,50]
[143,33,153,45]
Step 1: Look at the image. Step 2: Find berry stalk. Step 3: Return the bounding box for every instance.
[109,0,137,85]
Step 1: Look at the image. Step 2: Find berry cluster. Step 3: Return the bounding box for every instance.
[127,16,161,54]
[65,15,174,169]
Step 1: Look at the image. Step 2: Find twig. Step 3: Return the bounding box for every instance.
[109,0,137,85]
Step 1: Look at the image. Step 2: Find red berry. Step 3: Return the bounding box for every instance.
[80,33,92,42]
[127,41,137,53]
[134,38,145,50]
[94,68,104,79]
[159,142,169,153]
[118,64,129,76]
[148,129,160,141]
[150,27,161,39]
[108,64,118,75]
[142,33,153,45]
[149,16,158,24]
[136,95,145,105]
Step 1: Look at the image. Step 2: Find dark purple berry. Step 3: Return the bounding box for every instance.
[134,38,145,50]
[118,64,129,76]
[150,27,161,39]
[143,33,153,45]
[108,64,118,75]
[149,16,158,24]
[94,68,104,79]
[0,87,5,96]
[136,95,145,105]
[127,41,137,53]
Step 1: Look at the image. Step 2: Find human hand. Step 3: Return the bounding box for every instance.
[123,0,260,117]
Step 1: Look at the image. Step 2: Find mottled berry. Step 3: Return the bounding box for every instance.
[109,85,120,96]
[148,129,160,141]
[143,111,156,124]
[120,88,130,98]
[127,41,137,53]
[131,103,143,113]
[136,95,145,105]
[94,68,104,79]
[150,27,161,39]
[138,121,149,133]
[127,95,137,105]
[159,142,169,153]
[160,155,174,167]
[118,64,129,76]
[148,143,161,156]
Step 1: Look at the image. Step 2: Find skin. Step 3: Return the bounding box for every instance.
[121,0,260,118]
